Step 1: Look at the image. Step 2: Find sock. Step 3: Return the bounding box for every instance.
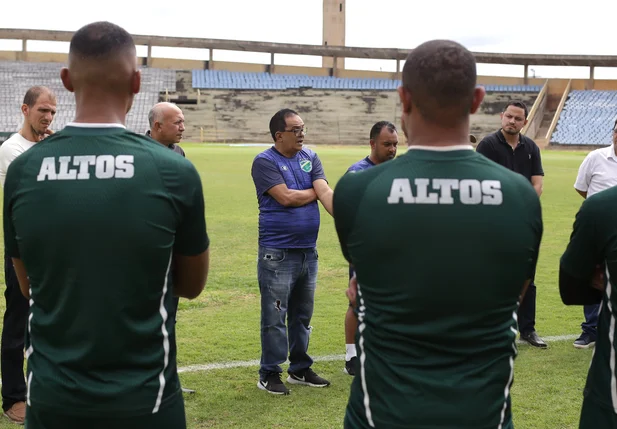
[345,344,357,361]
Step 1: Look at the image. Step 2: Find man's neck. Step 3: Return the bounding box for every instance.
[72,91,128,126]
[405,116,472,147]
[368,154,380,165]
[500,129,520,147]
[273,143,296,158]
[18,124,39,143]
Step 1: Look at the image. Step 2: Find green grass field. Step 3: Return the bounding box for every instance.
[0,145,598,428]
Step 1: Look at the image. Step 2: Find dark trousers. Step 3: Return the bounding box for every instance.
[517,281,537,335]
[582,304,599,337]
[1,252,28,411]
[172,297,180,323]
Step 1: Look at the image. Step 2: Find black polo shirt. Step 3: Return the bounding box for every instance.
[169,143,185,157]
[476,130,544,182]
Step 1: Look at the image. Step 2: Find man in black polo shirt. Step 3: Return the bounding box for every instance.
[148,102,186,157]
[147,102,195,393]
[476,100,546,348]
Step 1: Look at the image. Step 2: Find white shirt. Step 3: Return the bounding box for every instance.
[0,133,37,188]
[574,145,617,198]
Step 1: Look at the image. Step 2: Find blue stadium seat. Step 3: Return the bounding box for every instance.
[551,90,617,146]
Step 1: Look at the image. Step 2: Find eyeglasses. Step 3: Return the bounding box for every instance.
[282,127,308,137]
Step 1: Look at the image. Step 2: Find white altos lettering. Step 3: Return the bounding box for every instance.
[387,178,503,205]
[36,155,135,181]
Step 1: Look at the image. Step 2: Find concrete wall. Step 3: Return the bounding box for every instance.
[178,87,537,144]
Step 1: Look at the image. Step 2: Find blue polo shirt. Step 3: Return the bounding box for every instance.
[346,156,376,279]
[251,147,327,249]
[347,156,375,173]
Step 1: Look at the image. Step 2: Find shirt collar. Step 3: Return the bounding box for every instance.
[65,122,126,129]
[407,145,473,152]
[498,129,524,146]
[365,156,375,165]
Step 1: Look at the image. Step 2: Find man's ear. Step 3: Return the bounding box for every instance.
[60,67,74,93]
[132,70,141,95]
[397,86,412,114]
[470,86,486,114]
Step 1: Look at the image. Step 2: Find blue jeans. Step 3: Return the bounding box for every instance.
[582,304,599,338]
[257,246,318,378]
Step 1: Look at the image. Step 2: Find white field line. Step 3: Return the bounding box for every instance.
[177,334,579,374]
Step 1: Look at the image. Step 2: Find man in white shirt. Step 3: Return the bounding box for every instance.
[0,86,56,424]
[572,119,617,349]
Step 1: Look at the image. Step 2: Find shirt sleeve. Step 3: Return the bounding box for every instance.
[3,161,22,259]
[573,152,594,192]
[475,138,497,162]
[173,162,210,256]
[560,197,603,281]
[311,153,327,182]
[251,156,285,196]
[0,144,25,188]
[531,144,545,176]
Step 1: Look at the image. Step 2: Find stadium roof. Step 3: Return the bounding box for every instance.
[2,29,617,67]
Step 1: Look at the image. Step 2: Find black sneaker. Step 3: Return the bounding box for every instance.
[257,372,290,395]
[287,368,331,387]
[573,333,596,349]
[344,356,358,376]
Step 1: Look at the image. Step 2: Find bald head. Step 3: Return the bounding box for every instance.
[148,102,185,146]
[61,21,140,106]
[401,40,478,126]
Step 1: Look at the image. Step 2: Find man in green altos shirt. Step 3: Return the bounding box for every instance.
[560,186,617,429]
[3,21,210,429]
[333,40,543,429]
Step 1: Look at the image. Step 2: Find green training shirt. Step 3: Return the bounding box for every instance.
[334,145,543,429]
[561,185,617,427]
[3,124,209,417]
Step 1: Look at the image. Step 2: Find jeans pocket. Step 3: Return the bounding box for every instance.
[259,247,286,264]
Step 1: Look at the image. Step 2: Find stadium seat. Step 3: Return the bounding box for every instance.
[551,90,617,146]
[0,61,176,133]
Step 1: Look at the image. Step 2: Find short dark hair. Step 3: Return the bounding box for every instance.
[370,121,397,140]
[23,86,55,107]
[269,109,299,142]
[504,101,529,119]
[69,21,135,60]
[402,40,477,126]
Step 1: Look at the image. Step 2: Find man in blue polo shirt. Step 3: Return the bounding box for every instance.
[251,108,333,395]
[343,120,398,376]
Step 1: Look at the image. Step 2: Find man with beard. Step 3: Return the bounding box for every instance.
[343,121,398,376]
[0,85,56,424]
[475,100,546,349]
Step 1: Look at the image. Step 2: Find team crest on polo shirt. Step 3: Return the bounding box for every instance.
[281,165,288,171]
[299,160,312,173]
